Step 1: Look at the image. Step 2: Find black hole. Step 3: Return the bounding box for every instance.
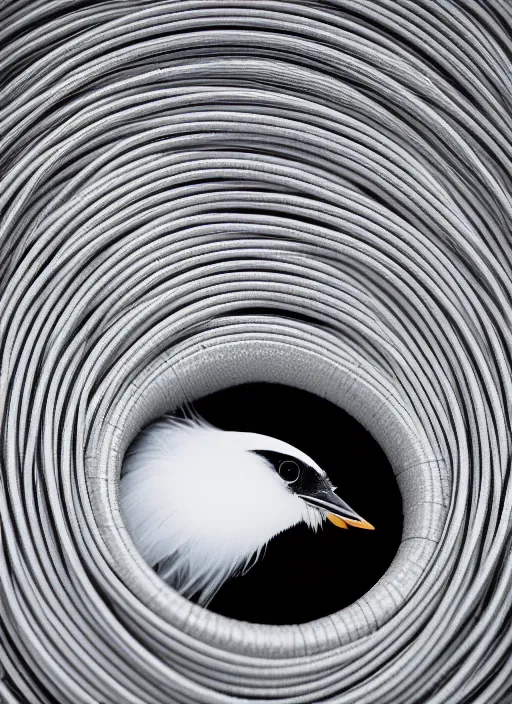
[188,382,403,625]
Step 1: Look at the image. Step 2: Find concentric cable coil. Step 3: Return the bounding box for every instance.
[0,2,511,703]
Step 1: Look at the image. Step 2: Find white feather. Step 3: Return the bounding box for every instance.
[119,416,325,604]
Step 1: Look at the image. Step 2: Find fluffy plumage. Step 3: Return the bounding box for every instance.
[120,416,327,604]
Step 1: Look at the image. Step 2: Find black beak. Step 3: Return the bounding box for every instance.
[298,483,374,530]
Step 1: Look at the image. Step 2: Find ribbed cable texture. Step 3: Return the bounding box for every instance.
[1,1,511,702]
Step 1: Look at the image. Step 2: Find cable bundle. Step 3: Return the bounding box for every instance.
[1,2,511,702]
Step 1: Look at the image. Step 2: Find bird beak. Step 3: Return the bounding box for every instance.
[298,484,374,530]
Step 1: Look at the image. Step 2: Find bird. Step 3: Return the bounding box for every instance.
[119,414,374,606]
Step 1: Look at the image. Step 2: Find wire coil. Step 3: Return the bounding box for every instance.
[1,2,511,702]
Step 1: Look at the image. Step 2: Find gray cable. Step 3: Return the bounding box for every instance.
[0,1,511,702]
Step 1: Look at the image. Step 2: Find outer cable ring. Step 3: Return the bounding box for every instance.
[1,2,511,703]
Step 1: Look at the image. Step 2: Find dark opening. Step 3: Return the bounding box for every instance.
[188,382,403,625]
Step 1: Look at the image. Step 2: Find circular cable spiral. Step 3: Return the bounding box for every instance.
[1,2,511,703]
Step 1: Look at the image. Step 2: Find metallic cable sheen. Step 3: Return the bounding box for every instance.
[1,2,511,703]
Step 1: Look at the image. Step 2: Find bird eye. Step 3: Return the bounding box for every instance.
[278,460,300,483]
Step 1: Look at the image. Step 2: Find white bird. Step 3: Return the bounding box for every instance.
[120,414,374,605]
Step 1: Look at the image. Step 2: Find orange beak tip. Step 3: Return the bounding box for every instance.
[345,518,375,530]
[327,514,375,531]
[360,521,375,531]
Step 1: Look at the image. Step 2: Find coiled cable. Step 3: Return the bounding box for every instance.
[1,2,511,702]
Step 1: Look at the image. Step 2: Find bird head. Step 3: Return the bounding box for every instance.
[234,430,374,532]
[120,417,373,605]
